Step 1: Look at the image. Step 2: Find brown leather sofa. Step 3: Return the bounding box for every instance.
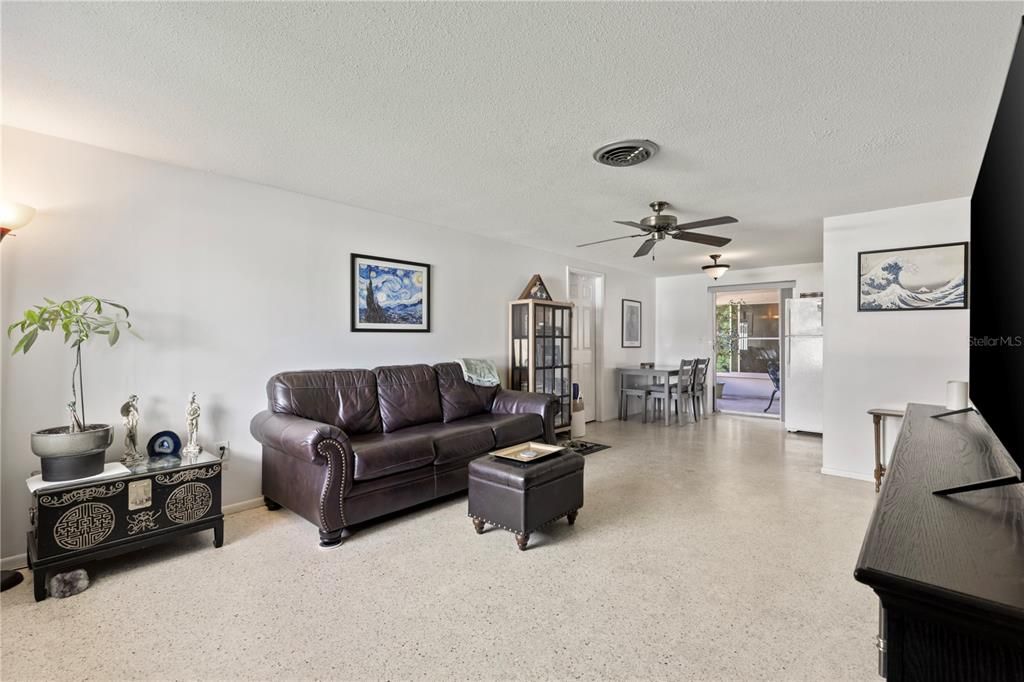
[250,362,557,547]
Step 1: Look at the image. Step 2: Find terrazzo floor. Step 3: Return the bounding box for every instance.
[1,416,878,681]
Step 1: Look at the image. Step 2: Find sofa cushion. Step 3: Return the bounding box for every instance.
[456,413,544,448]
[434,362,498,423]
[267,369,381,435]
[374,364,443,433]
[431,422,496,465]
[349,430,437,481]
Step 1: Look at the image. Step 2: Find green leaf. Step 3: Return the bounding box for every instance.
[8,296,137,354]
[22,328,38,353]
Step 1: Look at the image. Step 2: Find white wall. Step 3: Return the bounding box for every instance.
[822,197,969,480]
[0,127,656,560]
[655,263,824,364]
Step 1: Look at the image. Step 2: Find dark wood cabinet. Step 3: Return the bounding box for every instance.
[27,453,223,601]
[855,403,1024,680]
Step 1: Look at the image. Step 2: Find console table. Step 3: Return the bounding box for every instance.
[867,407,904,493]
[854,403,1024,680]
[27,452,223,601]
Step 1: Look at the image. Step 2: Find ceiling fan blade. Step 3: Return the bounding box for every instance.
[633,238,658,258]
[613,220,652,231]
[673,216,739,231]
[577,233,646,248]
[671,231,733,247]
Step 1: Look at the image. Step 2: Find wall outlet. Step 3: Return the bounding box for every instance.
[216,441,230,461]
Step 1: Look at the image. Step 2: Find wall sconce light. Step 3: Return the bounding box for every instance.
[0,200,37,242]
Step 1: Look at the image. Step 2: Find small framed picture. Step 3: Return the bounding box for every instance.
[128,480,152,510]
[351,254,431,332]
[858,242,968,311]
[622,299,642,348]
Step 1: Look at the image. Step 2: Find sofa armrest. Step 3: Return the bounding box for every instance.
[490,389,558,444]
[250,410,352,465]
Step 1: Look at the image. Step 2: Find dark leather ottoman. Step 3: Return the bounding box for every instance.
[467,451,584,550]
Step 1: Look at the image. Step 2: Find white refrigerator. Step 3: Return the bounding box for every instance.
[784,297,824,433]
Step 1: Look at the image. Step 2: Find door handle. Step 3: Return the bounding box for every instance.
[786,338,791,378]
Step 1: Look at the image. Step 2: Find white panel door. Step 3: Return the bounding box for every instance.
[569,272,598,421]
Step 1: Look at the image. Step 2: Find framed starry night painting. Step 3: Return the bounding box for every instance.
[351,254,431,332]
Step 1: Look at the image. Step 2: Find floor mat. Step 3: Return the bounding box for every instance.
[557,439,611,456]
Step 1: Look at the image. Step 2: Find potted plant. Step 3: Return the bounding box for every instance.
[8,296,139,481]
[713,297,747,402]
[713,335,736,400]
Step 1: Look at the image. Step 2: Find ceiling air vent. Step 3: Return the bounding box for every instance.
[593,139,659,167]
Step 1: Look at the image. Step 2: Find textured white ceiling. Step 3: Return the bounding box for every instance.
[3,2,1021,275]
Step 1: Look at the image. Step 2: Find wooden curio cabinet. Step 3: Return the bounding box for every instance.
[508,299,573,432]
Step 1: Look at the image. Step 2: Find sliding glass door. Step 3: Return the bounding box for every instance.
[714,290,782,417]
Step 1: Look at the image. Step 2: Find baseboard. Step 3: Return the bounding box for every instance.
[820,467,875,483]
[223,497,264,515]
[1,496,266,572]
[2,554,27,572]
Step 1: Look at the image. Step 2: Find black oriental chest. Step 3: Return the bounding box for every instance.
[27,453,223,601]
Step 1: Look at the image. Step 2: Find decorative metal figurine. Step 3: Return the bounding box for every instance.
[120,395,144,467]
[182,392,202,460]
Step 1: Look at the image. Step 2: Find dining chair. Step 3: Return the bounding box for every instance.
[646,359,696,425]
[619,379,650,423]
[691,358,711,420]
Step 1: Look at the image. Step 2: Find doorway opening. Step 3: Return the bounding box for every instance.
[568,268,604,422]
[712,287,784,419]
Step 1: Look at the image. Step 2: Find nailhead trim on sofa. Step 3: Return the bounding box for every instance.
[316,439,348,529]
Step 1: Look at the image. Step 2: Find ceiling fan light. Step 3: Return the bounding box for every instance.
[702,254,730,280]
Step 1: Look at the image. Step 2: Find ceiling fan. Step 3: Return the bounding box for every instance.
[577,201,737,258]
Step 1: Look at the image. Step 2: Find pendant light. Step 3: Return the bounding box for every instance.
[702,254,730,280]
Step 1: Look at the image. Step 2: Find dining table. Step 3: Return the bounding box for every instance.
[616,365,680,426]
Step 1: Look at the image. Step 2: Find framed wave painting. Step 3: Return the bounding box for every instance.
[858,242,968,311]
[351,254,431,332]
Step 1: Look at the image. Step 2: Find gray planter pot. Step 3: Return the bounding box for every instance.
[31,424,113,482]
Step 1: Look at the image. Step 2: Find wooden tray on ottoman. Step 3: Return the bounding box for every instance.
[491,441,564,463]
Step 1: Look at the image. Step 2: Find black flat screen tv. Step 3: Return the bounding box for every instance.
[962,17,1024,493]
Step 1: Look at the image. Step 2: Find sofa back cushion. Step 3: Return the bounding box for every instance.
[434,362,498,423]
[373,364,444,432]
[267,369,382,435]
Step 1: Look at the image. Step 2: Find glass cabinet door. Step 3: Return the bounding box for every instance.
[509,301,573,429]
[510,303,531,392]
